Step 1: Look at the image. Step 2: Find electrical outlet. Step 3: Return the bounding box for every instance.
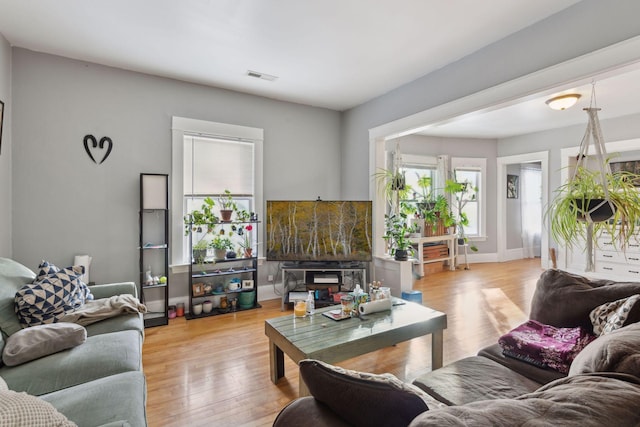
[268,275,274,282]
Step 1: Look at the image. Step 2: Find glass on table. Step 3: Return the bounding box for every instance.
[341,295,354,316]
[294,300,307,317]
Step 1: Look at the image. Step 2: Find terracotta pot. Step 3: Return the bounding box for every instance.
[244,248,253,258]
[220,209,233,222]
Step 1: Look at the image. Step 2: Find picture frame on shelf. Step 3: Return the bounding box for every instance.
[192,282,205,297]
[242,279,254,289]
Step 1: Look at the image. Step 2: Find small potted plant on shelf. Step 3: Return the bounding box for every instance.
[192,239,208,264]
[210,235,234,260]
[236,209,254,223]
[383,213,415,261]
[184,197,219,235]
[237,223,254,257]
[218,189,237,222]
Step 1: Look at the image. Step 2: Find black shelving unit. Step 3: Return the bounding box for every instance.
[139,173,169,327]
[186,221,260,319]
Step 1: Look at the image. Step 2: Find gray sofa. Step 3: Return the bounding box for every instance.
[273,269,640,426]
[0,257,146,427]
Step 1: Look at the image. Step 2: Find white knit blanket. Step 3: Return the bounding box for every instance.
[0,390,77,426]
[59,294,147,327]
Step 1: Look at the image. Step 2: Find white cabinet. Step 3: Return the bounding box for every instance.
[594,231,640,279]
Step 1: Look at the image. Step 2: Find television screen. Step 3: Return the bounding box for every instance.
[266,200,372,262]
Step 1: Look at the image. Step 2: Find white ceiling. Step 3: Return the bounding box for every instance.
[3,0,637,140]
[0,0,580,112]
[416,62,640,139]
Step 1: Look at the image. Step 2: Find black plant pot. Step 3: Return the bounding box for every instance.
[571,199,616,222]
[394,249,409,261]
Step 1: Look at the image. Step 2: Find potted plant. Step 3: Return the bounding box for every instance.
[546,163,640,249]
[218,189,237,222]
[373,167,412,213]
[382,213,415,261]
[184,197,219,235]
[236,209,252,222]
[192,239,209,264]
[237,223,254,257]
[210,235,234,260]
[445,179,478,251]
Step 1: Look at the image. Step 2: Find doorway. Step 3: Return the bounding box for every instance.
[496,151,549,269]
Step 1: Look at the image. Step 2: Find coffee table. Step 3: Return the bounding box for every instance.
[264,299,447,395]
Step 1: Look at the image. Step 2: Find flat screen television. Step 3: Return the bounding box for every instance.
[266,200,372,263]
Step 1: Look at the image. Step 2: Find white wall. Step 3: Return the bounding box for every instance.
[11,49,341,302]
[0,34,11,257]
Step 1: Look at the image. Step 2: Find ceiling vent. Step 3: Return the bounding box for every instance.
[247,70,278,82]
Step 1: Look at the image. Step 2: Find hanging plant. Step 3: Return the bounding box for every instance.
[547,162,640,248]
[546,92,640,270]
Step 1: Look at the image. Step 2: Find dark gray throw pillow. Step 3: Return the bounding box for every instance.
[2,322,87,366]
[569,322,640,378]
[299,359,442,427]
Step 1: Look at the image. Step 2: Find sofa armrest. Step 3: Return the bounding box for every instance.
[89,282,138,299]
[273,396,350,427]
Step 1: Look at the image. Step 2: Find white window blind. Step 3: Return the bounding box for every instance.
[184,135,255,196]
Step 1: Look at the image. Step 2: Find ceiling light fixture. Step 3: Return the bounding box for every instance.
[545,94,581,110]
[246,70,278,82]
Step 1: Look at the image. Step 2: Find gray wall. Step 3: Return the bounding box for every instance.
[340,0,640,201]
[11,49,341,299]
[0,34,10,257]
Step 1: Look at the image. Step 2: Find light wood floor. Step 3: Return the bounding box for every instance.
[142,258,544,427]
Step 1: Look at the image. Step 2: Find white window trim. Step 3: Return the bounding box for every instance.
[451,157,487,241]
[170,117,264,272]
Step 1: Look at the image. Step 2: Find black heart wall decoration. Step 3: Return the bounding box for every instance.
[83,134,113,164]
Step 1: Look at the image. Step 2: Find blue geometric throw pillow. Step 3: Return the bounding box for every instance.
[15,264,93,328]
[36,261,93,305]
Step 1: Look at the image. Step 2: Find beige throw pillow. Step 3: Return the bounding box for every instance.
[2,323,87,366]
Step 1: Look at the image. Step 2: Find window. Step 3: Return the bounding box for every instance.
[400,154,438,213]
[451,157,486,238]
[171,117,263,267]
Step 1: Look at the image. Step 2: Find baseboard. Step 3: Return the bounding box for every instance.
[505,248,524,262]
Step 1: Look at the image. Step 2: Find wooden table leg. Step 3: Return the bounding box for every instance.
[269,340,285,384]
[431,330,443,369]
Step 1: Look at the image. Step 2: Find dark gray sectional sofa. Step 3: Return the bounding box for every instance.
[273,269,640,426]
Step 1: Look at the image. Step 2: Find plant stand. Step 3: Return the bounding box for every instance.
[457,242,470,270]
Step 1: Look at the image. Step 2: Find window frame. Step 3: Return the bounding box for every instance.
[451,157,486,240]
[171,117,264,270]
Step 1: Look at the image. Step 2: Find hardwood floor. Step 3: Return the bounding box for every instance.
[142,258,544,426]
